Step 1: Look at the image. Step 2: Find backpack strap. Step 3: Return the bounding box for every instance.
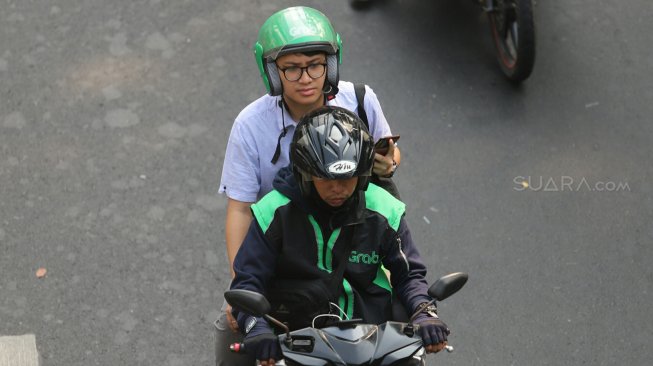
[354,83,369,131]
[354,83,402,200]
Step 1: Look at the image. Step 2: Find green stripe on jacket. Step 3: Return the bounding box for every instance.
[251,190,291,233]
[364,183,406,231]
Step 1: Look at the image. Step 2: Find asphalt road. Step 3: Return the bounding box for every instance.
[1,1,651,365]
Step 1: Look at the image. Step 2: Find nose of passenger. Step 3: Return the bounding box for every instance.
[298,68,313,83]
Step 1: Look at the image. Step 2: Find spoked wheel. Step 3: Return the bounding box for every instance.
[487,0,536,82]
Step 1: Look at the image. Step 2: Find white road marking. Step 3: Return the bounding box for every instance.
[0,334,39,366]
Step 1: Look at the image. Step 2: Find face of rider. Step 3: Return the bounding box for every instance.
[312,176,358,207]
[276,52,327,113]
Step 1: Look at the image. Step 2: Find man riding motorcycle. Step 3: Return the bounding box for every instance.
[230,107,448,365]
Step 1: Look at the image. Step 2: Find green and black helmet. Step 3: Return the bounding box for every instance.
[254,6,342,96]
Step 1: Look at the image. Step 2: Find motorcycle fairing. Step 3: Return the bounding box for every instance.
[279,321,424,365]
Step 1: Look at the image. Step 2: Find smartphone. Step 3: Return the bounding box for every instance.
[374,135,400,155]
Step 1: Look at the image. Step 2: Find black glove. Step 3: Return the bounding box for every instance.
[239,314,281,362]
[413,312,450,346]
[244,332,280,362]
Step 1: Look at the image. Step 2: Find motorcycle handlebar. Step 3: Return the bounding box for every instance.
[230,343,288,365]
[229,342,245,353]
[231,342,455,354]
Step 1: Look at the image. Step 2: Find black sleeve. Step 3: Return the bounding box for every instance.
[231,219,280,298]
[383,218,432,314]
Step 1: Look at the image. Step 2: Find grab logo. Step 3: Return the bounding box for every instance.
[327,160,356,174]
[289,24,318,37]
[349,251,380,265]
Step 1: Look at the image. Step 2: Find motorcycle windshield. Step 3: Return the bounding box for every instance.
[280,322,423,365]
[280,325,378,365]
[322,324,378,364]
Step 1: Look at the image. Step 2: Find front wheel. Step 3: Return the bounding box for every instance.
[487,0,536,82]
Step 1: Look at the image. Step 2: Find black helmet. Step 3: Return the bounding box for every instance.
[291,106,374,197]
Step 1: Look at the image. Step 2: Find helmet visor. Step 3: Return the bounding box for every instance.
[264,42,337,62]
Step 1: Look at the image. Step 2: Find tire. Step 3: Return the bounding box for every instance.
[488,0,536,82]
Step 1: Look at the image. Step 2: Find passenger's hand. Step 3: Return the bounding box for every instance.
[414,313,450,353]
[225,304,239,332]
[373,138,396,177]
[241,316,281,364]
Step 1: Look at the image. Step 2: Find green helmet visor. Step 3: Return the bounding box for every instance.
[264,42,338,62]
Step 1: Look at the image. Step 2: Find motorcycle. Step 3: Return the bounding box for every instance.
[225,272,468,366]
[485,0,536,82]
[350,0,536,83]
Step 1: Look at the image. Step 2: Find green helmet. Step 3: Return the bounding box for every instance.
[254,6,343,96]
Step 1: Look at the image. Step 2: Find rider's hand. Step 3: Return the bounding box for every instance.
[225,304,239,332]
[413,312,450,353]
[240,315,281,364]
[373,138,397,177]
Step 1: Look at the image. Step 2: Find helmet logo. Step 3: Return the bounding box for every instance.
[327,160,357,174]
[289,24,319,37]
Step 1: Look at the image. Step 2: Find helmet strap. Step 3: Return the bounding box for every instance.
[271,98,288,164]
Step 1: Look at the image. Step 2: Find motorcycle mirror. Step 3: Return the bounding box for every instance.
[428,272,469,301]
[224,289,271,317]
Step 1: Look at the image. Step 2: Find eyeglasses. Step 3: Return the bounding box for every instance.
[278,63,327,82]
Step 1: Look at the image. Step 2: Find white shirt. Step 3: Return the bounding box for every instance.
[219,81,393,202]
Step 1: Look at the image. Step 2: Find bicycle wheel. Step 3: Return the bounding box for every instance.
[487,0,536,82]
